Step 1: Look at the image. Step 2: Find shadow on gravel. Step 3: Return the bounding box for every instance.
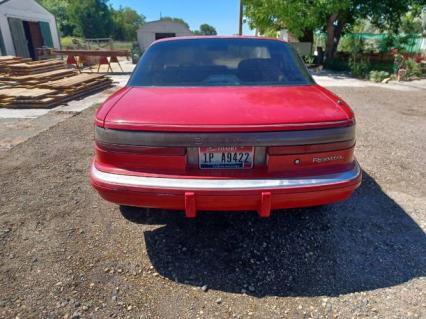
[121,172,426,297]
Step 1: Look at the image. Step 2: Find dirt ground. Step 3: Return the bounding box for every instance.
[0,85,425,319]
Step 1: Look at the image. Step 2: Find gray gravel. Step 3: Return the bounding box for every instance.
[0,85,425,318]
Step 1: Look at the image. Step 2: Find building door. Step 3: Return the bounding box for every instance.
[39,21,54,48]
[8,18,30,58]
[27,22,43,59]
[23,21,36,59]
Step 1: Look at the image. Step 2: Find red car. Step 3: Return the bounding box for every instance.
[90,36,361,218]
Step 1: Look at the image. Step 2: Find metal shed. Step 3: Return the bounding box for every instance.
[137,20,193,52]
[0,0,60,59]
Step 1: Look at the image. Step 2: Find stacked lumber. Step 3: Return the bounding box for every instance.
[0,74,113,108]
[0,56,114,108]
[0,88,59,108]
[0,68,78,85]
[0,56,20,62]
[0,56,32,74]
[8,59,66,76]
[39,73,113,99]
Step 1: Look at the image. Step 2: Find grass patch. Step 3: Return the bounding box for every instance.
[112,41,133,50]
[60,37,132,51]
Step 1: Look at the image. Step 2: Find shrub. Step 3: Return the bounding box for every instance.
[343,33,372,79]
[378,33,412,53]
[404,58,422,77]
[131,42,142,64]
[61,36,78,48]
[303,55,315,65]
[113,41,133,50]
[369,63,394,74]
[349,58,370,79]
[60,37,87,49]
[324,58,350,71]
[339,36,365,54]
[369,70,390,82]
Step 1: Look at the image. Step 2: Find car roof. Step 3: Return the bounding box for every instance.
[153,35,288,45]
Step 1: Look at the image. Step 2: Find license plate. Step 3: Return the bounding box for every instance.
[199,146,254,169]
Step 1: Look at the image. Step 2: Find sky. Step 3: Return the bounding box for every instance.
[108,0,254,35]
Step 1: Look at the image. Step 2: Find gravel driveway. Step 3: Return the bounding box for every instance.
[0,85,425,318]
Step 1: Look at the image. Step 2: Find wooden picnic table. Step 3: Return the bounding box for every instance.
[52,49,130,72]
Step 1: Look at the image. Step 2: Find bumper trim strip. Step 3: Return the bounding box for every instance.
[91,162,361,191]
[95,125,355,147]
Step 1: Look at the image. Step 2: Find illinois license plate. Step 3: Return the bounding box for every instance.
[199,146,254,169]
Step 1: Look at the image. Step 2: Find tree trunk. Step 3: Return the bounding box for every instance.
[325,13,338,60]
[299,29,314,43]
[325,13,346,60]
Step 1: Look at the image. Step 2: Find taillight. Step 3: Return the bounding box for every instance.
[267,140,355,173]
[96,142,186,156]
[268,140,355,155]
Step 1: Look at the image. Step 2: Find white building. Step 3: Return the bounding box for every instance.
[137,20,193,52]
[0,0,60,59]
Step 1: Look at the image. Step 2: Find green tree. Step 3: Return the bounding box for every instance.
[243,0,319,42]
[243,0,423,59]
[67,0,113,38]
[400,6,423,34]
[39,0,74,36]
[193,24,217,35]
[193,23,217,35]
[111,7,145,41]
[160,17,190,29]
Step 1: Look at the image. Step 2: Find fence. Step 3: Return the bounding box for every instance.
[315,32,425,54]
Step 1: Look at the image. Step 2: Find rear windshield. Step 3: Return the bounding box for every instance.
[129,38,314,87]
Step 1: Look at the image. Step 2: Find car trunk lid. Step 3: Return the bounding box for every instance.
[102,85,353,132]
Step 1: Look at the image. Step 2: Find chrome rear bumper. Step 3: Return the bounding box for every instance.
[91,161,361,191]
